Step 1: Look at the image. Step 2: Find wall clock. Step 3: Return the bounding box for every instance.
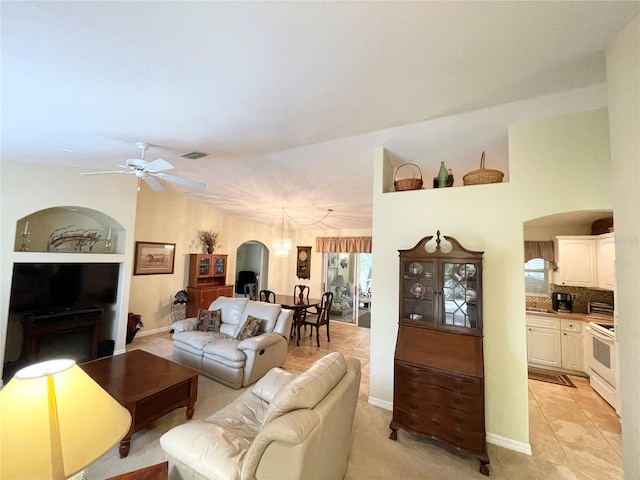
[296,246,311,279]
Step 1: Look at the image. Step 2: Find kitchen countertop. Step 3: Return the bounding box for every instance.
[525,309,612,323]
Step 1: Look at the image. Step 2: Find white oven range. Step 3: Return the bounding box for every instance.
[585,317,619,413]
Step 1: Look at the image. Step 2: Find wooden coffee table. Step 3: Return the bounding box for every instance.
[81,349,198,457]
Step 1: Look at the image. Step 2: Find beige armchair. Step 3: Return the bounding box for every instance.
[160,352,361,480]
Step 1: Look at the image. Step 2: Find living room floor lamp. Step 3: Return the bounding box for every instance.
[0,359,132,480]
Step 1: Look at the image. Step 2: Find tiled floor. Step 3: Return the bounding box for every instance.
[129,321,622,478]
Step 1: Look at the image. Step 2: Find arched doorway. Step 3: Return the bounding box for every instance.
[235,241,269,297]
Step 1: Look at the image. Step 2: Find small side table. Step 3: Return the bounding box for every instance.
[106,461,168,480]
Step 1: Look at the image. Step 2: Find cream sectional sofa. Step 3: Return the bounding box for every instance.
[160,352,361,480]
[170,296,294,389]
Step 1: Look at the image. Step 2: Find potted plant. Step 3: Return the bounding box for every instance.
[198,230,219,254]
[127,312,143,344]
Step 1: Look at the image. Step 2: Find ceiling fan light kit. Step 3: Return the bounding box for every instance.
[81,142,206,192]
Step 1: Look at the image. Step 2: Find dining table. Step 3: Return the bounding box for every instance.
[276,294,321,346]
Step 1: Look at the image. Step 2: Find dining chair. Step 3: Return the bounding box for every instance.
[293,284,309,302]
[243,283,257,301]
[259,289,276,303]
[302,291,334,347]
[290,285,310,338]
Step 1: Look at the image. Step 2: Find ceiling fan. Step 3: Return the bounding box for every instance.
[81,142,206,192]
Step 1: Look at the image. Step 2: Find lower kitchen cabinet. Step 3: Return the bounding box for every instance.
[560,318,583,371]
[527,326,561,367]
[526,314,584,372]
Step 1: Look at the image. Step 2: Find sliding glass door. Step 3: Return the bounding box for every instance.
[323,252,372,327]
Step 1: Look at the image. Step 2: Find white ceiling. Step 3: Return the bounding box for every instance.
[2,2,638,230]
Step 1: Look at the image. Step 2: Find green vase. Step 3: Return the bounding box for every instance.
[437,161,449,188]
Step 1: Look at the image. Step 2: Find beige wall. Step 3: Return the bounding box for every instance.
[130,184,370,333]
[128,185,230,333]
[606,15,640,479]
[0,161,138,367]
[370,108,612,451]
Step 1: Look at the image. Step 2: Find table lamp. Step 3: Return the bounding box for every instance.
[0,359,132,480]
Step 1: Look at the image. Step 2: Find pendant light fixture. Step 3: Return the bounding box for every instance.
[272,207,291,257]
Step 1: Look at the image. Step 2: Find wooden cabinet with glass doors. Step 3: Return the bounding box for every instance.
[391,231,489,476]
[186,254,233,318]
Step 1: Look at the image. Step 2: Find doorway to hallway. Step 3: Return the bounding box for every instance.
[235,241,269,297]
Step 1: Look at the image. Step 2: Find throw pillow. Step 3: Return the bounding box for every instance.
[236,315,263,340]
[196,309,221,332]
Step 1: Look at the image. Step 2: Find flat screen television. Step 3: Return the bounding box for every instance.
[9,263,120,315]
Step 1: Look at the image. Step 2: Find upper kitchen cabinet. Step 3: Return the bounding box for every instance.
[554,234,615,290]
[554,236,597,287]
[596,234,615,290]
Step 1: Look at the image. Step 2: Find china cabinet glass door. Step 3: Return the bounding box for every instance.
[401,260,436,326]
[442,262,479,329]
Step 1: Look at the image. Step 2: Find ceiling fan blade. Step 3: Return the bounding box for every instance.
[159,173,206,190]
[80,170,129,175]
[144,176,165,192]
[145,158,174,173]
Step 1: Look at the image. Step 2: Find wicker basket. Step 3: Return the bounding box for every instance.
[462,151,504,185]
[394,163,424,191]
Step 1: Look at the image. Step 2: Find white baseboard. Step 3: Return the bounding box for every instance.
[136,326,171,337]
[486,433,532,455]
[366,396,532,456]
[367,395,393,411]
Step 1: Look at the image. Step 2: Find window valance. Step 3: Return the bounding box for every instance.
[316,236,372,253]
[524,241,555,263]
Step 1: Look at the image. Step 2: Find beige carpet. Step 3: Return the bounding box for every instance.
[88,374,573,480]
[88,375,245,479]
[87,374,484,479]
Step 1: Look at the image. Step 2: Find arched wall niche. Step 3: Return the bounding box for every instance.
[15,206,125,254]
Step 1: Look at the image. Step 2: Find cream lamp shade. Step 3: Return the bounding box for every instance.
[331,274,346,288]
[0,359,132,480]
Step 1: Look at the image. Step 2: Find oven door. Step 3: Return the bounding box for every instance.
[586,323,616,387]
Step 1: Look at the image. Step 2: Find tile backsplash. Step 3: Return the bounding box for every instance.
[526,285,614,313]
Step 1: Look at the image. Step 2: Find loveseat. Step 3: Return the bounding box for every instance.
[160,352,361,480]
[170,296,293,389]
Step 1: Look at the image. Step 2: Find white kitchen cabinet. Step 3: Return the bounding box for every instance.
[554,236,597,287]
[596,233,615,290]
[561,316,583,371]
[527,315,584,372]
[527,326,562,367]
[526,315,561,368]
[561,332,582,370]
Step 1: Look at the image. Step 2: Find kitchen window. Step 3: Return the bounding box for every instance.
[525,258,550,295]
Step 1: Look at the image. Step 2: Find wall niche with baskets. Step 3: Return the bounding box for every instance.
[384,148,507,193]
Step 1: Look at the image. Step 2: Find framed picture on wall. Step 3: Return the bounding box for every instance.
[134,241,176,275]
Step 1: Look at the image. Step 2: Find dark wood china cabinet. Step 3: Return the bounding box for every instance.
[186,254,234,317]
[390,231,489,476]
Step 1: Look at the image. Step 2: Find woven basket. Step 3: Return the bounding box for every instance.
[462,151,504,185]
[394,163,424,191]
